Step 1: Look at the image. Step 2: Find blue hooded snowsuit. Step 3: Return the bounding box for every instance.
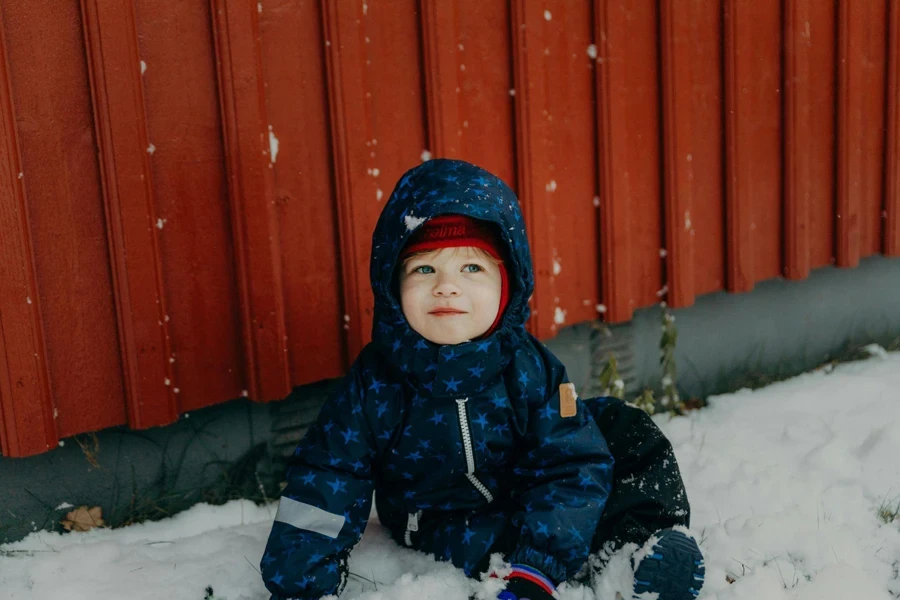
[261,159,614,599]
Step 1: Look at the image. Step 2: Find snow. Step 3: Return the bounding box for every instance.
[268,126,279,164]
[554,306,567,325]
[2,351,899,599]
[404,214,427,231]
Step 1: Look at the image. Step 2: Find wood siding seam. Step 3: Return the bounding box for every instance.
[593,0,626,322]
[79,0,178,428]
[836,0,854,266]
[321,0,364,363]
[886,0,900,256]
[510,0,542,336]
[0,13,58,457]
[211,0,290,402]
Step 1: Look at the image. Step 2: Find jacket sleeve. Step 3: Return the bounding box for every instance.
[507,368,614,584]
[261,370,377,599]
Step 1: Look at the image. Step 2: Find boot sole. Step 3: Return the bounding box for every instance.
[632,530,705,599]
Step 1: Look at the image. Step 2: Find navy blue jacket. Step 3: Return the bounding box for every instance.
[261,159,614,599]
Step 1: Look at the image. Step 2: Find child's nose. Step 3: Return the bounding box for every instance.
[433,274,461,296]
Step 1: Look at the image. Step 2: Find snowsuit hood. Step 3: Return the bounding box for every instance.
[369,159,534,397]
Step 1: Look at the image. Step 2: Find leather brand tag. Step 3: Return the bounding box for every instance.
[559,383,578,418]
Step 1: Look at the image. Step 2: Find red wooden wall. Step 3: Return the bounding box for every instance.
[1,0,898,457]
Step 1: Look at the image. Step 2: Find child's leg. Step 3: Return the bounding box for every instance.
[583,398,704,599]
[585,397,691,554]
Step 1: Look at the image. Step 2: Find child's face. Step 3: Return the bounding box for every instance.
[399,246,502,345]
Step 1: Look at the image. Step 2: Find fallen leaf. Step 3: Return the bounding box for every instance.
[60,506,104,532]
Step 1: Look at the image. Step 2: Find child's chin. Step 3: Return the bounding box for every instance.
[422,329,484,346]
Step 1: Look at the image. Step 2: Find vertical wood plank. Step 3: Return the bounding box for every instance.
[134,0,244,413]
[80,0,177,428]
[322,0,427,359]
[447,2,516,184]
[0,15,58,457]
[660,0,696,308]
[420,0,461,158]
[724,0,783,292]
[258,0,347,383]
[2,0,126,439]
[510,0,554,338]
[321,0,368,362]
[837,0,887,267]
[784,0,837,278]
[688,0,725,297]
[593,0,663,323]
[539,1,600,330]
[885,0,900,256]
[211,0,290,402]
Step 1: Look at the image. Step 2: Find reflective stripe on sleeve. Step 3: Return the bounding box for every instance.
[275,496,346,539]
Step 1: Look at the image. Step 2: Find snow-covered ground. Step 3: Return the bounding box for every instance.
[2,349,899,600]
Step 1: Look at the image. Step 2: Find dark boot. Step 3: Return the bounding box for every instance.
[632,528,705,599]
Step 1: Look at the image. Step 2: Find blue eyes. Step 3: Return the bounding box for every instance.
[412,264,483,275]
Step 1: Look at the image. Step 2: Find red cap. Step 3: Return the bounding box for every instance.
[400,214,509,338]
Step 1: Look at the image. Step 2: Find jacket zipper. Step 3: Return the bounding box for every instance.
[455,398,494,503]
[404,510,421,547]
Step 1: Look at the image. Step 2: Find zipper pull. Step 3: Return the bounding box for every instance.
[407,511,419,532]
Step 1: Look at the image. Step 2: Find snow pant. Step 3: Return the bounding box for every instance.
[474,397,691,578]
[586,397,691,555]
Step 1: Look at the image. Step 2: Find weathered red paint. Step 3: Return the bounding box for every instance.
[725,0,783,293]
[883,0,899,257]
[784,0,837,279]
[595,0,664,322]
[837,0,887,267]
[1,0,898,457]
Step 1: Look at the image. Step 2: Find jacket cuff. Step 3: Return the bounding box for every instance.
[507,564,556,594]
[507,545,567,585]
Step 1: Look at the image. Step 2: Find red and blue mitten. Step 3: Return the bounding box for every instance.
[497,565,556,600]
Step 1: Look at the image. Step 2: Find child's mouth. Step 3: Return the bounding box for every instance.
[429,309,466,316]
